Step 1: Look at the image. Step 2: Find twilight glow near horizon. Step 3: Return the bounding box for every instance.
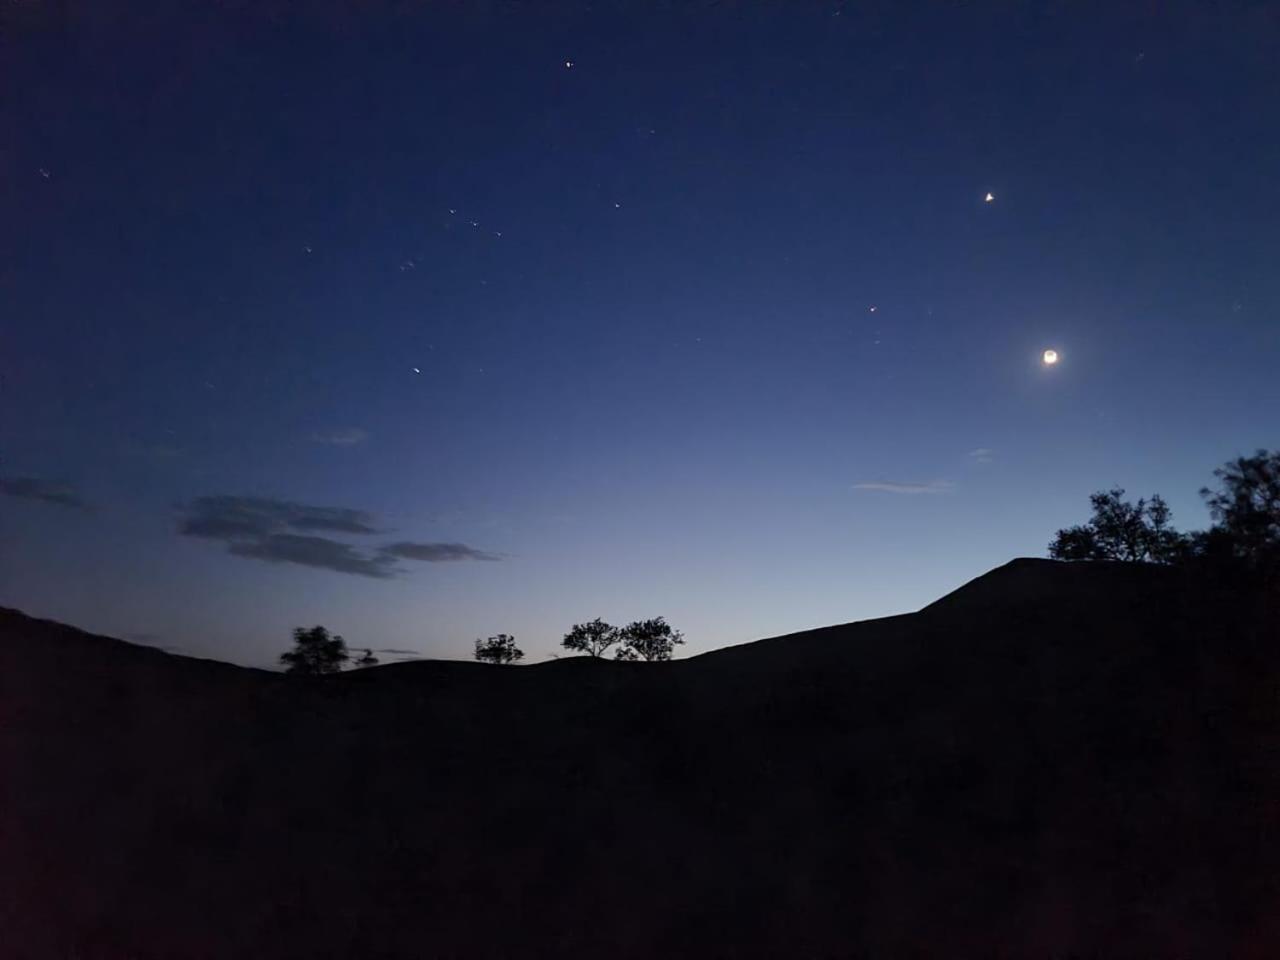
[3,4,1278,667]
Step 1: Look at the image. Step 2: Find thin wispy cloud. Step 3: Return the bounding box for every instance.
[381,541,502,562]
[313,427,368,446]
[968,448,994,464]
[177,495,501,578]
[852,480,954,495]
[0,476,89,509]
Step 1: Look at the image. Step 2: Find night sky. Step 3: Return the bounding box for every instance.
[4,3,1278,667]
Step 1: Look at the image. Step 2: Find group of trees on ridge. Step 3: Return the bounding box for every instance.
[280,617,684,675]
[472,616,684,665]
[1049,449,1280,572]
[561,616,684,661]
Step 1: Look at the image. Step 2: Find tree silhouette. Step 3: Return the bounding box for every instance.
[1201,449,1280,569]
[1049,488,1185,564]
[474,633,523,665]
[280,626,350,676]
[561,618,621,658]
[354,648,380,668]
[616,617,684,661]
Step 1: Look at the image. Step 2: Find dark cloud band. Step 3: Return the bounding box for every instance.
[177,495,501,577]
[381,541,502,562]
[179,496,380,539]
[230,534,398,579]
[0,477,88,509]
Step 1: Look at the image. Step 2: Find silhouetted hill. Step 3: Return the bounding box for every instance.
[2,560,1277,958]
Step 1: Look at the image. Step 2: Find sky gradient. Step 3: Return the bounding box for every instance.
[4,2,1278,666]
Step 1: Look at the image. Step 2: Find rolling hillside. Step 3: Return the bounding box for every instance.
[1,559,1276,958]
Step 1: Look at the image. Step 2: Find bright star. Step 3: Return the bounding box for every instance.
[1042,349,1059,366]
[984,192,995,203]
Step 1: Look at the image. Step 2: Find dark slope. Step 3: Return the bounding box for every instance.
[1,560,1277,959]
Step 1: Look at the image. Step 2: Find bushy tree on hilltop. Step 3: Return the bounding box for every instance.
[616,617,684,662]
[1201,449,1280,570]
[561,618,621,658]
[475,633,523,665]
[1049,488,1185,564]
[280,626,350,676]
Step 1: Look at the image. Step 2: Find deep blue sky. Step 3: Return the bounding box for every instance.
[4,2,1278,666]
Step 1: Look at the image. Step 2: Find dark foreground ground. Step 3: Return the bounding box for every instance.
[2,559,1277,958]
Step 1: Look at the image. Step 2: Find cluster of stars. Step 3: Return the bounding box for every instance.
[448,208,501,238]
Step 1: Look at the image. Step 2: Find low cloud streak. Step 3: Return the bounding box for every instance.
[179,496,379,539]
[313,427,368,446]
[229,534,398,579]
[852,480,954,495]
[0,477,88,509]
[381,541,502,563]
